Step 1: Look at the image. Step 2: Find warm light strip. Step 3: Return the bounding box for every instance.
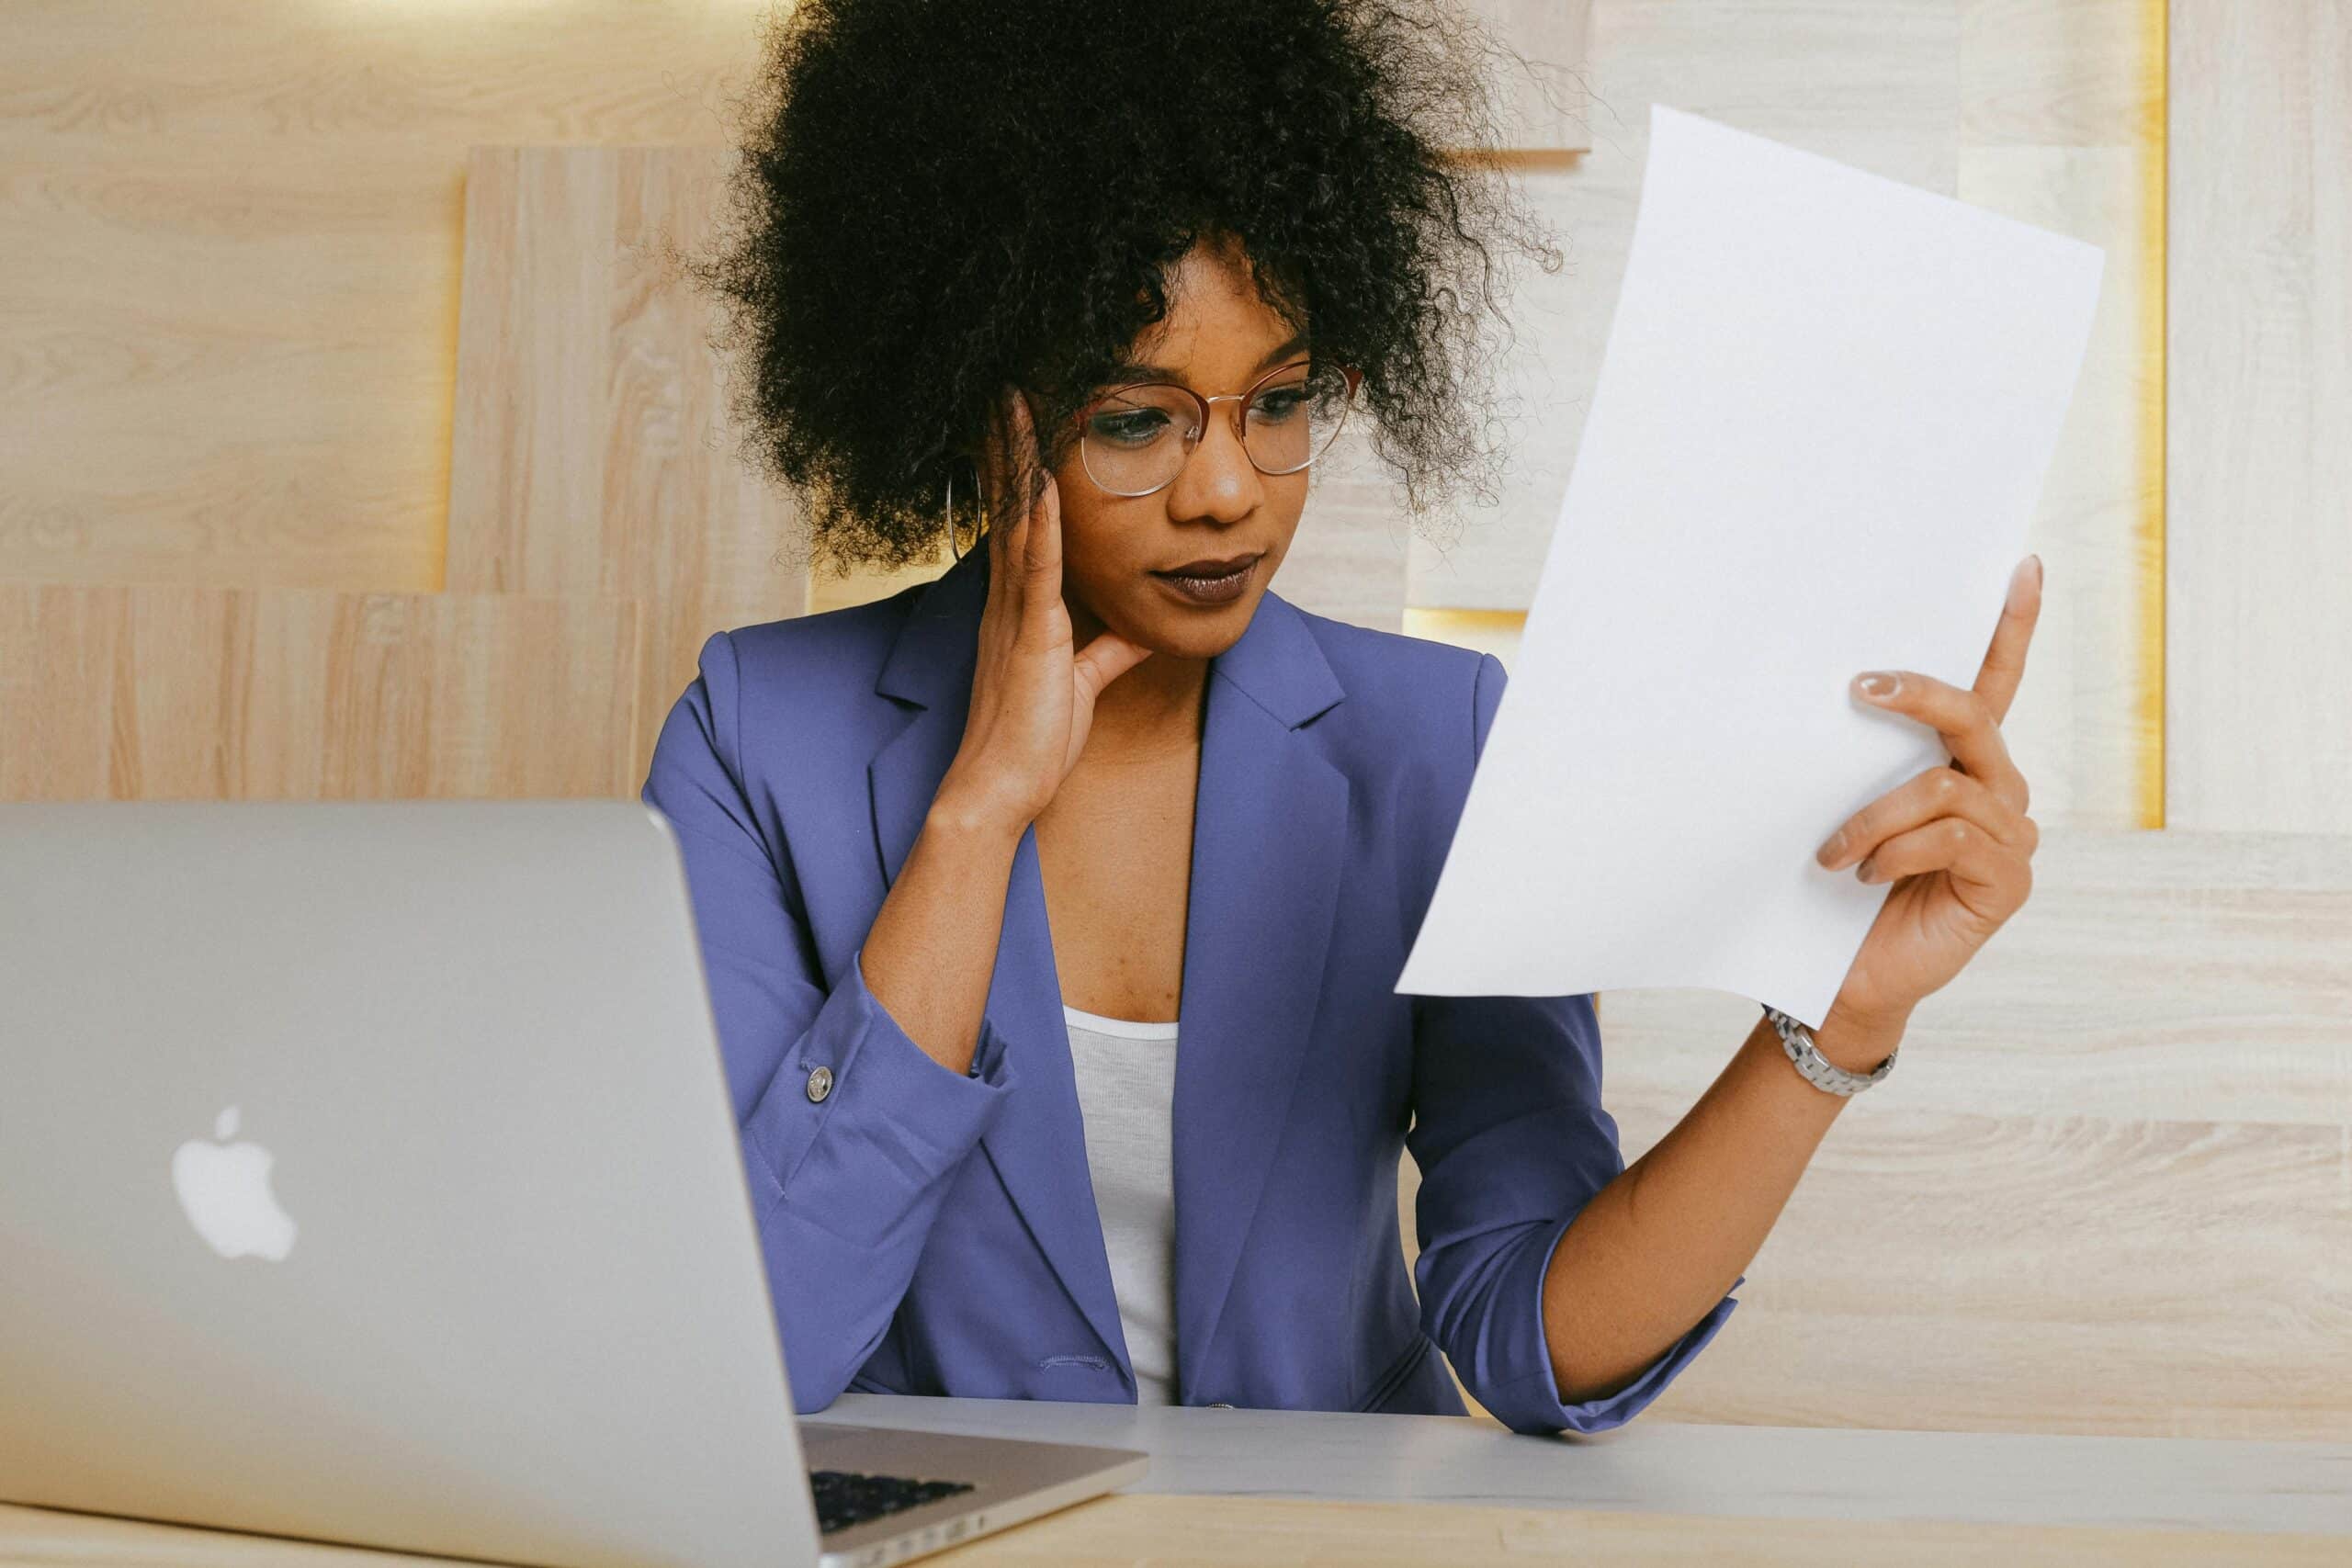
[2139,0,2169,829]
[1401,605,1526,661]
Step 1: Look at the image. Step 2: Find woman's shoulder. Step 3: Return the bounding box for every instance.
[668,580,940,790]
[725,580,924,661]
[717,577,932,702]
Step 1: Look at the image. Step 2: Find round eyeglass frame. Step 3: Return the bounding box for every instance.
[1073,358,1363,499]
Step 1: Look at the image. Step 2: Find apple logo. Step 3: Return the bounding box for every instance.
[171,1106,299,1262]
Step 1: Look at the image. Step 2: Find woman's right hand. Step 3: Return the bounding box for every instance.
[934,385,1156,836]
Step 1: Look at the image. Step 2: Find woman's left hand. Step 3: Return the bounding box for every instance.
[1813,555,2045,1042]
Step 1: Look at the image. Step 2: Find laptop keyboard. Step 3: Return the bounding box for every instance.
[807,1468,976,1534]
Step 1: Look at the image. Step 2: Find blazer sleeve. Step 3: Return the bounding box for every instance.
[641,629,1021,1412]
[1406,650,1744,1437]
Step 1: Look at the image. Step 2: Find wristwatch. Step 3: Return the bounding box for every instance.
[1762,1005,1897,1096]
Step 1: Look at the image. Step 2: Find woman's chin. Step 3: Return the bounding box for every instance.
[1069,565,1269,662]
[1123,584,1262,660]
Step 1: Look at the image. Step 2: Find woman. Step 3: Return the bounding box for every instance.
[643,0,2043,1437]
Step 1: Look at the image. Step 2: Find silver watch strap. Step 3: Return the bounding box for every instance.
[1762,1005,1896,1096]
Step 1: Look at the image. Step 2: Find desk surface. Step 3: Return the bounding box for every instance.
[812,1394,2352,1536]
[6,1399,2348,1566]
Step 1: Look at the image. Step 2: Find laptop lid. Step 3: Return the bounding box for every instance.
[0,800,819,1568]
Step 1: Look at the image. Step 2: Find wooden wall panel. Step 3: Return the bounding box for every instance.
[1519,827,2352,1439]
[1488,0,1596,152]
[0,585,639,801]
[0,0,767,594]
[2166,0,2352,833]
[1406,0,2165,836]
[446,145,808,774]
[1963,0,2159,146]
[0,1,2166,802]
[1403,0,1964,615]
[1955,0,2167,830]
[1954,144,2158,831]
[0,138,459,592]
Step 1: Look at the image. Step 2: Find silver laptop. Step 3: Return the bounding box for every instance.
[0,799,1147,1568]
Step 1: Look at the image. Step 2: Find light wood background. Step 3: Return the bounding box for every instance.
[0,0,2176,825]
[4,0,2347,1446]
[2165,2,2352,834]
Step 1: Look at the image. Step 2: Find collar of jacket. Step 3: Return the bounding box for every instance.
[865,540,1353,1402]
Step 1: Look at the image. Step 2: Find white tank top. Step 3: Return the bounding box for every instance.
[1060,1002,1179,1405]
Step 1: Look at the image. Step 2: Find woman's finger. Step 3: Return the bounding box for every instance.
[1816,764,2028,872]
[1007,389,1060,604]
[1025,470,1067,621]
[1853,815,2033,913]
[983,389,1035,605]
[1073,627,1155,702]
[978,406,1013,625]
[1973,556,2043,727]
[993,391,1019,532]
[1852,668,2030,816]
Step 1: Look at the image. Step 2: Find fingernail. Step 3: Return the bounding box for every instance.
[1857,856,1877,882]
[2007,555,2041,612]
[1853,671,1897,700]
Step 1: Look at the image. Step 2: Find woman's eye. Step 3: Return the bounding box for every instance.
[1251,389,1309,423]
[1090,408,1170,445]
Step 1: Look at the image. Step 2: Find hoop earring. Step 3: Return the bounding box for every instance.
[944,464,964,561]
[943,457,985,561]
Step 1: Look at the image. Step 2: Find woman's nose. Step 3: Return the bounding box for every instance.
[1170,412,1264,519]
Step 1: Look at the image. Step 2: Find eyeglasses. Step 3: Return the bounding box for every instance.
[1075,357,1363,499]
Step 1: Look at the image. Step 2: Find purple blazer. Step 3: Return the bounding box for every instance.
[640,541,1743,1436]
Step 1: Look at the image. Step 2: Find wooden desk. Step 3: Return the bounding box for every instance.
[7,1396,2347,1565]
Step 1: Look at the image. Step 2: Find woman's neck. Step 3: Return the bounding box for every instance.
[1066,592,1209,760]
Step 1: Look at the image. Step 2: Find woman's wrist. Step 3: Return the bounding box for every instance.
[1811,1001,1909,1075]
[926,773,1033,848]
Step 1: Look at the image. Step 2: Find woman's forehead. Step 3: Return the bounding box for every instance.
[1108,325,1310,389]
[1111,237,1307,377]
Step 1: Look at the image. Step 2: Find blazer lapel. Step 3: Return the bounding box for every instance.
[865,543,1351,1399]
[1168,574,1349,1397]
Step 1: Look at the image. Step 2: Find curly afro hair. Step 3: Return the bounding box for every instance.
[689,0,1568,579]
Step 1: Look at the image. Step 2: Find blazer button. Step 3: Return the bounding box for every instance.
[805,1065,834,1103]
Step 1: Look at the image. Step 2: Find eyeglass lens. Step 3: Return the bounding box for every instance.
[1080,363,1354,496]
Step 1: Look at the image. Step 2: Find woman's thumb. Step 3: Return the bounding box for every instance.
[1072,629,1155,698]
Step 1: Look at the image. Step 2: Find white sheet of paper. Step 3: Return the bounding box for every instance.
[1394,104,2105,1027]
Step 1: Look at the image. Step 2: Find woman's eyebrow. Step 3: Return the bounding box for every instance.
[1109,330,1310,386]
